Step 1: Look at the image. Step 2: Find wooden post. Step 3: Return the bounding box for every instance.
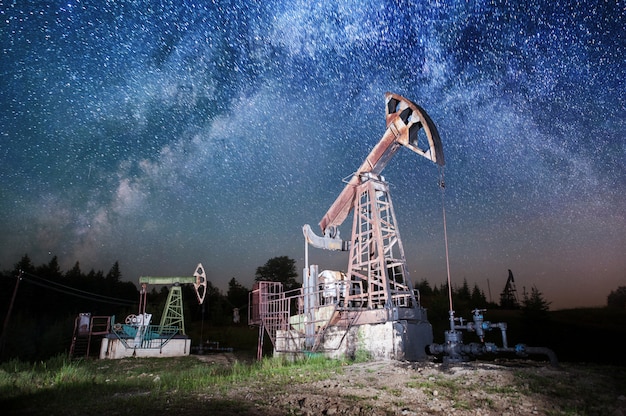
[0,271,23,358]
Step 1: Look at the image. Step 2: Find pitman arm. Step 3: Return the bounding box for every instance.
[311,92,444,243]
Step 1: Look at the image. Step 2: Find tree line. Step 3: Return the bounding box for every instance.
[1,254,623,362]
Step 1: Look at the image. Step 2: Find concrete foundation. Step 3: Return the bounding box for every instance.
[99,335,191,359]
[275,319,433,361]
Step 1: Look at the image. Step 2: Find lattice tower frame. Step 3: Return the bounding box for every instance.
[345,173,418,310]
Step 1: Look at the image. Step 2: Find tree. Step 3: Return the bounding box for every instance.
[255,256,300,291]
[65,262,82,281]
[227,278,250,309]
[521,285,551,321]
[106,261,122,283]
[13,254,35,275]
[457,279,471,302]
[204,281,227,323]
[607,286,626,309]
[36,256,62,279]
[471,284,487,307]
[415,279,433,297]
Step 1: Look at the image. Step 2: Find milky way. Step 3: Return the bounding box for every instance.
[1,0,624,309]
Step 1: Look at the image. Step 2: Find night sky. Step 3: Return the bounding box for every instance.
[1,1,624,310]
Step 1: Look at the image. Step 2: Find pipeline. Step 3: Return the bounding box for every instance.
[427,309,558,367]
[523,346,559,368]
[428,341,559,367]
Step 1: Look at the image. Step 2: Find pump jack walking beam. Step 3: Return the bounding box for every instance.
[304,92,445,249]
[320,93,444,235]
[139,263,207,304]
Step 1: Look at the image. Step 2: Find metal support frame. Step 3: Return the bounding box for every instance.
[345,173,417,310]
[160,285,186,335]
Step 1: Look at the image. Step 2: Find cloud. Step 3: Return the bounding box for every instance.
[112,177,147,216]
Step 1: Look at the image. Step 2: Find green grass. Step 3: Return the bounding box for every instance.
[0,354,346,415]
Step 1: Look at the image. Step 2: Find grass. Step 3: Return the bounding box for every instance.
[0,353,346,415]
[2,353,625,415]
[512,364,626,416]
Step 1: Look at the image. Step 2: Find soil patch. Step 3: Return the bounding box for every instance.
[197,354,626,415]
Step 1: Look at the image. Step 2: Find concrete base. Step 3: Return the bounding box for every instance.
[275,319,433,361]
[99,335,191,359]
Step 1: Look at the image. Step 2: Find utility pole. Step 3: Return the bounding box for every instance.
[0,270,23,359]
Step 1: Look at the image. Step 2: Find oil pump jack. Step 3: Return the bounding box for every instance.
[100,264,207,358]
[134,263,208,335]
[250,93,444,361]
[500,269,520,309]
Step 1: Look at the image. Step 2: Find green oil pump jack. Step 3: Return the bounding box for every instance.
[137,263,207,335]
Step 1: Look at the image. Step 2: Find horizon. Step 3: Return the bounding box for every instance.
[2,251,615,311]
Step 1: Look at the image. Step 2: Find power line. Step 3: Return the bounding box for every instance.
[23,271,137,302]
[19,272,137,306]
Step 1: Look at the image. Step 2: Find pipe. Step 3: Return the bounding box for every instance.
[430,309,558,367]
[428,341,559,367]
[520,346,559,368]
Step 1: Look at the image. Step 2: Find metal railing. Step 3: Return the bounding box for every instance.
[250,281,361,354]
[110,322,180,349]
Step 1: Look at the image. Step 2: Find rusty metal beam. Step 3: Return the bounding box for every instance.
[319,92,444,235]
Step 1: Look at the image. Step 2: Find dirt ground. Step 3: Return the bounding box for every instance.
[196,353,626,416]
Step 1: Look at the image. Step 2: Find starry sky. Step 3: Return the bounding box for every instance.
[1,0,624,310]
